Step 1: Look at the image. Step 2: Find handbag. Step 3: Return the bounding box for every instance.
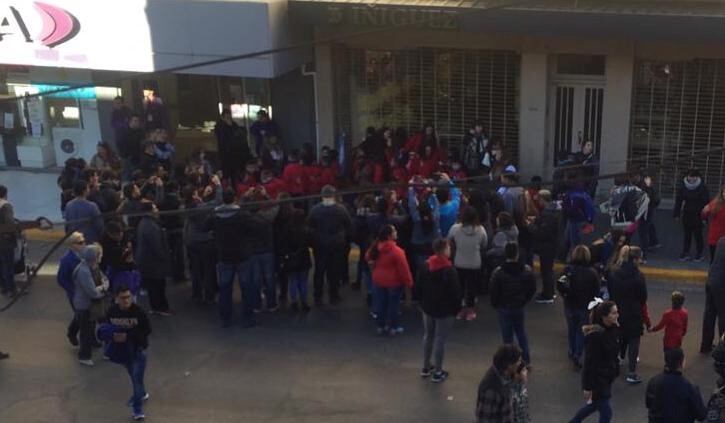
[89,298,108,321]
[556,267,573,298]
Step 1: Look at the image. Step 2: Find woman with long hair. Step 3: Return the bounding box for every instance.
[570,300,620,423]
[365,225,413,335]
[448,206,487,321]
[702,185,725,263]
[608,245,649,385]
[90,142,121,172]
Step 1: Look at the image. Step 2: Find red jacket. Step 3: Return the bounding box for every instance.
[262,178,287,200]
[319,164,339,188]
[703,200,725,246]
[366,240,413,288]
[402,133,423,153]
[372,162,385,185]
[282,162,307,195]
[419,157,438,178]
[304,165,323,194]
[651,307,688,349]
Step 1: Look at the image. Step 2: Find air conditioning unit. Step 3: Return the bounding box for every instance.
[52,127,84,166]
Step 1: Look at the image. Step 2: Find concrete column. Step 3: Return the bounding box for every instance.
[599,54,634,193]
[518,52,549,180]
[314,42,335,154]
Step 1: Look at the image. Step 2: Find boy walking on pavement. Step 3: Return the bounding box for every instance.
[649,291,688,356]
[104,285,152,420]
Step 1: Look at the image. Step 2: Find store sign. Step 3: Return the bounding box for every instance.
[0,2,80,48]
[327,5,460,30]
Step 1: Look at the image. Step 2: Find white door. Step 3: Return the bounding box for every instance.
[550,84,604,165]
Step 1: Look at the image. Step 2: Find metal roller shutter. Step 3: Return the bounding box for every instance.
[332,45,520,162]
[629,59,725,200]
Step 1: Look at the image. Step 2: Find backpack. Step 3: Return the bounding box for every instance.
[706,386,725,422]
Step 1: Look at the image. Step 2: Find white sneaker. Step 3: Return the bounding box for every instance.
[78,359,95,367]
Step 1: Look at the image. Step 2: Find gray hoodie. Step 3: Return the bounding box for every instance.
[488,226,519,258]
[72,247,107,310]
[448,223,488,269]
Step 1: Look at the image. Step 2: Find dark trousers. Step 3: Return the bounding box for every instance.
[637,217,659,254]
[76,309,94,360]
[711,244,718,265]
[187,241,217,301]
[0,248,16,293]
[619,335,641,375]
[539,253,555,299]
[570,397,612,423]
[374,285,403,329]
[125,349,148,415]
[457,268,480,308]
[682,223,704,257]
[145,277,169,313]
[66,296,80,341]
[313,248,343,301]
[497,307,531,363]
[702,284,725,350]
[565,307,587,360]
[217,261,254,326]
[167,231,185,281]
[340,244,351,286]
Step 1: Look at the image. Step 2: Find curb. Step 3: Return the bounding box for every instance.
[26,230,708,284]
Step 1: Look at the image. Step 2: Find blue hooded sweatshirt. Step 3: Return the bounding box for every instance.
[57,249,81,304]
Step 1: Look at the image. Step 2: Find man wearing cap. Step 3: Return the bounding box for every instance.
[307,185,352,306]
[57,232,86,346]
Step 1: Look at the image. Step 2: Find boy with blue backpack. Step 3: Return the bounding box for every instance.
[98,285,152,420]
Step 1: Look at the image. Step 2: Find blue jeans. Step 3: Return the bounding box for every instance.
[565,221,584,257]
[287,270,309,302]
[125,349,148,415]
[0,248,16,293]
[374,285,403,329]
[497,308,531,363]
[217,261,254,326]
[249,252,276,310]
[565,307,587,360]
[570,398,612,423]
[359,263,372,294]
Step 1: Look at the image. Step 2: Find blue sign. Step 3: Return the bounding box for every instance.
[33,84,96,99]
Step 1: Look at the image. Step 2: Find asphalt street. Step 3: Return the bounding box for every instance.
[0,252,719,423]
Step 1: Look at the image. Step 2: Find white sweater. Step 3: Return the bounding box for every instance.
[448,224,488,269]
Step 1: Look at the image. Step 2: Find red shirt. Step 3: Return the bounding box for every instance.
[703,200,725,246]
[319,164,339,188]
[651,307,688,349]
[261,177,287,200]
[282,162,307,195]
[304,165,323,194]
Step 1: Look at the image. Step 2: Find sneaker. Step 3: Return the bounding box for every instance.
[420,366,433,378]
[465,309,477,321]
[132,412,146,421]
[431,370,449,383]
[694,255,705,262]
[369,311,378,319]
[626,374,642,385]
[267,305,279,313]
[0,351,9,360]
[67,334,79,347]
[78,359,95,367]
[300,302,311,312]
[679,254,692,262]
[392,326,404,334]
[127,393,150,407]
[535,295,555,304]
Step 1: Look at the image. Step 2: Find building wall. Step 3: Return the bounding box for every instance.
[270,68,316,152]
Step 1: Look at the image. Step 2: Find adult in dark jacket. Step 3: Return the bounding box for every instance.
[307,185,352,306]
[490,242,537,364]
[159,181,185,282]
[645,348,706,423]
[134,203,172,315]
[701,238,725,353]
[674,168,710,261]
[638,173,661,253]
[119,115,145,181]
[608,246,648,384]
[0,185,17,296]
[528,190,561,303]
[558,245,601,370]
[275,200,312,312]
[183,182,221,304]
[417,238,461,383]
[214,110,250,185]
[206,189,258,327]
[243,189,280,312]
[571,300,620,423]
[57,231,85,346]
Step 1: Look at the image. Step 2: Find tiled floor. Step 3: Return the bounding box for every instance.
[0,169,62,222]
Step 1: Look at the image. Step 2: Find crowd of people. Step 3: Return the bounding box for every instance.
[2,101,725,421]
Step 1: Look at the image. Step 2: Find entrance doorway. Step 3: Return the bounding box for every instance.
[550,83,604,165]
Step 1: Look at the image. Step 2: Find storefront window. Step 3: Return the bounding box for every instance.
[46,97,83,129]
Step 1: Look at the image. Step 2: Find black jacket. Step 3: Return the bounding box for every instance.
[490,261,536,309]
[246,205,279,255]
[674,178,710,226]
[582,324,620,399]
[307,202,353,250]
[106,303,152,349]
[417,257,462,319]
[214,120,250,165]
[645,370,706,423]
[159,192,183,232]
[134,216,171,279]
[119,128,145,162]
[609,262,648,338]
[275,208,311,272]
[100,232,134,274]
[205,204,256,263]
[528,203,561,256]
[561,264,600,311]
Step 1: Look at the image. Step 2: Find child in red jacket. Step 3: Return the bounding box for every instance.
[649,291,688,353]
[365,224,413,336]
